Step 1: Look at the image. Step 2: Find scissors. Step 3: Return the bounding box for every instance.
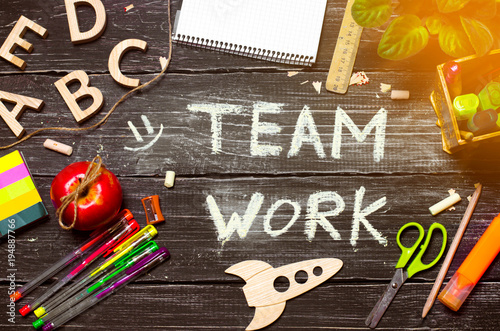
[365,222,447,328]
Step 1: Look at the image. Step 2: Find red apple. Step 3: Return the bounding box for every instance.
[50,161,123,231]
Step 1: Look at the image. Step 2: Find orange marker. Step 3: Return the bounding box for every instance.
[438,213,500,311]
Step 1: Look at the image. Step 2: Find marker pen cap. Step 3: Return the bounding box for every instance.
[467,109,498,132]
[478,81,500,111]
[443,61,461,84]
[438,272,475,311]
[33,318,44,329]
[443,61,462,98]
[19,304,31,316]
[10,291,21,302]
[42,322,54,331]
[453,94,478,121]
[439,213,500,311]
[34,306,45,318]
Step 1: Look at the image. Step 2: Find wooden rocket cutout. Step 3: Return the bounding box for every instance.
[226,258,343,330]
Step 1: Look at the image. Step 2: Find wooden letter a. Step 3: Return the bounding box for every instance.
[65,0,107,44]
[0,90,44,138]
[54,70,104,123]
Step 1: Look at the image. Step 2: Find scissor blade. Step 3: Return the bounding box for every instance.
[365,268,408,328]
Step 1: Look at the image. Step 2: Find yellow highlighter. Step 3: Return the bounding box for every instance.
[438,213,500,311]
[90,225,158,276]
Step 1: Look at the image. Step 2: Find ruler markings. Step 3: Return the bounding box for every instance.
[326,0,363,94]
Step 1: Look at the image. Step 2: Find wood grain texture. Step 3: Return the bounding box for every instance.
[53,70,104,123]
[1,1,500,330]
[0,15,47,70]
[65,0,107,44]
[108,39,148,88]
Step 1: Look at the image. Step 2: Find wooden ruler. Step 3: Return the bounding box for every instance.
[326,0,363,94]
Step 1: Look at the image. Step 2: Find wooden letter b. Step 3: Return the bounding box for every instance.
[54,70,104,123]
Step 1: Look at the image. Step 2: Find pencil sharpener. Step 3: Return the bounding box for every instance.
[141,195,165,225]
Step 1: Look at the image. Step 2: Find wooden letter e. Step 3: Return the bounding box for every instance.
[0,16,48,70]
[54,70,104,123]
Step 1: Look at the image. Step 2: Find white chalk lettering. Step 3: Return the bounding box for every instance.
[207,188,386,247]
[188,102,387,161]
[333,107,387,162]
[351,186,387,247]
[263,199,301,237]
[251,102,283,157]
[188,103,243,154]
[206,192,264,242]
[305,191,344,241]
[288,105,326,159]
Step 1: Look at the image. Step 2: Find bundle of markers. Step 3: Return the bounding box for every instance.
[9,209,169,330]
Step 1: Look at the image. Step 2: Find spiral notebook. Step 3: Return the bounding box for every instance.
[172,0,327,66]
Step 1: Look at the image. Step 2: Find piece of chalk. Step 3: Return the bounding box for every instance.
[43,139,73,156]
[391,90,410,100]
[429,193,461,215]
[164,171,175,188]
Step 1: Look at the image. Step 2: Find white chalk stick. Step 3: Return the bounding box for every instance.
[429,193,461,215]
[391,90,410,100]
[164,171,175,188]
[43,139,73,156]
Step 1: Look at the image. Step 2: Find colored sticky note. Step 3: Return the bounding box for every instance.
[0,162,31,189]
[0,202,47,236]
[0,176,36,205]
[0,150,48,237]
[0,150,24,174]
[0,189,42,221]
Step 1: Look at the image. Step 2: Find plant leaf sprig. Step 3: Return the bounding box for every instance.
[351,0,500,60]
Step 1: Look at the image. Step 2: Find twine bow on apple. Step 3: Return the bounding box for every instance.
[50,155,123,231]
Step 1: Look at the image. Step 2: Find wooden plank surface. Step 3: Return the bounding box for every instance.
[1,0,500,330]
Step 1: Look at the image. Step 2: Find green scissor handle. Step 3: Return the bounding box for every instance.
[395,222,425,269]
[395,222,447,278]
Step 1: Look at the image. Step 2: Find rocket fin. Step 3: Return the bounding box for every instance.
[225,260,273,281]
[246,302,286,331]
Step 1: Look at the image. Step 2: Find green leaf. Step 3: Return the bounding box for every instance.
[426,16,443,35]
[395,0,434,16]
[438,23,475,57]
[460,16,494,56]
[465,0,497,20]
[436,0,472,13]
[377,15,429,60]
[352,0,392,28]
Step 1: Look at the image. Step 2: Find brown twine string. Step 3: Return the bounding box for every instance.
[0,0,172,150]
[56,155,103,230]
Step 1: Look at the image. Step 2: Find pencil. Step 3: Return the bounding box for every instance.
[421,183,482,318]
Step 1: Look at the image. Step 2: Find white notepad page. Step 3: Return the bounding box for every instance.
[173,0,328,65]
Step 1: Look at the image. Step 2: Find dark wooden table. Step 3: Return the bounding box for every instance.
[2,1,500,330]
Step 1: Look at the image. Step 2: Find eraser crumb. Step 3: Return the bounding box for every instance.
[380,83,391,93]
[312,81,322,94]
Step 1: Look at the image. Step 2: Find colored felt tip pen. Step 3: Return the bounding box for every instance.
[33,241,159,329]
[9,209,133,302]
[19,219,139,316]
[438,213,500,311]
[33,225,157,318]
[41,248,170,331]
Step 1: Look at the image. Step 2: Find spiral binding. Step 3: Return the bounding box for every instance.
[173,34,313,66]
